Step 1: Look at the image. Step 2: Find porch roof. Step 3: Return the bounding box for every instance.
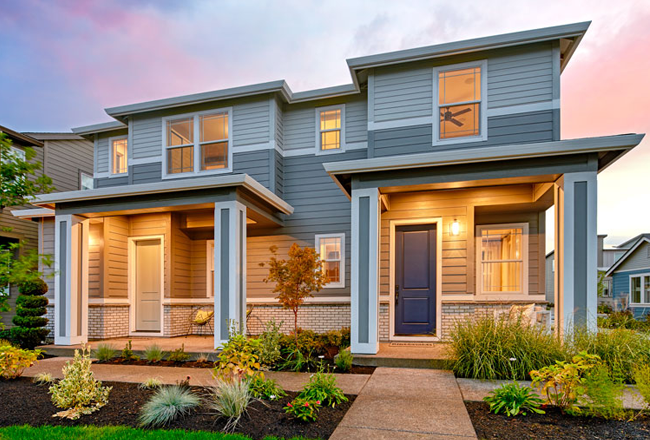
[323,134,645,196]
[32,173,294,215]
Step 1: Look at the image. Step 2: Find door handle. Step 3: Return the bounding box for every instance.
[395,285,399,306]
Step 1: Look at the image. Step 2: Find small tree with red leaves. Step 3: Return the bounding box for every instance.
[261,244,328,346]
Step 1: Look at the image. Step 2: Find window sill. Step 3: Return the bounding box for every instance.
[162,168,233,180]
[108,172,128,178]
[630,304,650,307]
[432,133,486,147]
[315,147,346,156]
[322,284,345,289]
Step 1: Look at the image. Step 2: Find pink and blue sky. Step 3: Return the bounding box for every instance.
[1,0,649,245]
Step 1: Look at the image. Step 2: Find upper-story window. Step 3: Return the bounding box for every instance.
[433,61,487,145]
[315,105,345,154]
[163,108,232,178]
[80,172,94,190]
[110,136,128,175]
[9,147,26,161]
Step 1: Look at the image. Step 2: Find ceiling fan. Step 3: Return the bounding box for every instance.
[440,107,471,127]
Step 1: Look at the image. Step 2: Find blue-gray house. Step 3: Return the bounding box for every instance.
[14,21,645,354]
[605,237,650,319]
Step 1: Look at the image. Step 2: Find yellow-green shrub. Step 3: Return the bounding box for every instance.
[49,345,111,419]
[0,344,41,379]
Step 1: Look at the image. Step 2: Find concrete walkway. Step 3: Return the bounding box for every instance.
[330,367,477,440]
[23,357,370,394]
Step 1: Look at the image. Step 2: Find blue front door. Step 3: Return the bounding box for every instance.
[395,224,437,336]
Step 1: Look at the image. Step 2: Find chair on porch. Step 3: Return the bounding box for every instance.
[495,303,552,332]
[187,307,214,335]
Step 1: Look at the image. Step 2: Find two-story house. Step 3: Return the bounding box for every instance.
[2,130,93,331]
[24,22,645,354]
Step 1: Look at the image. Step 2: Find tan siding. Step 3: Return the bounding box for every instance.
[44,139,93,192]
[170,214,192,298]
[88,221,103,298]
[191,239,208,297]
[104,216,128,298]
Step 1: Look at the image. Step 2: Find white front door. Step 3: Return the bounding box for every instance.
[134,239,162,332]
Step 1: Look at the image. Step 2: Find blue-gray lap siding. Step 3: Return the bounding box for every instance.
[612,269,650,319]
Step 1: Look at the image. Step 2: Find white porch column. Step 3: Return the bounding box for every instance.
[54,215,89,345]
[351,188,380,354]
[214,201,247,348]
[554,171,598,335]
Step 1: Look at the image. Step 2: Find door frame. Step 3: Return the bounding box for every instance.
[128,235,165,336]
[389,218,442,341]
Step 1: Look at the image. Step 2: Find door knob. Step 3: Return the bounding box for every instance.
[395,285,399,306]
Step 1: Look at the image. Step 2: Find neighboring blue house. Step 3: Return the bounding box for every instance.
[605,237,650,319]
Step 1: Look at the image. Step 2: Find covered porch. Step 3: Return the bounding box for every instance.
[326,134,643,355]
[33,174,293,348]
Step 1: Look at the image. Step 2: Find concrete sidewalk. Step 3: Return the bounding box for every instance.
[24,357,370,395]
[330,367,477,440]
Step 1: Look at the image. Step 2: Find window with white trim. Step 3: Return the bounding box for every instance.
[207,240,214,297]
[434,61,486,144]
[10,146,26,161]
[630,274,650,306]
[80,172,93,190]
[110,137,128,175]
[315,105,345,154]
[315,233,345,288]
[164,109,231,177]
[476,223,528,295]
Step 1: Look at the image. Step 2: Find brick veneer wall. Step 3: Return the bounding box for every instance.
[164,305,215,337]
[247,304,351,335]
[44,304,55,340]
[89,305,130,339]
[379,303,389,341]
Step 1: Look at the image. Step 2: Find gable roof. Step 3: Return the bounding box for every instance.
[0,125,43,148]
[616,233,650,250]
[605,237,650,276]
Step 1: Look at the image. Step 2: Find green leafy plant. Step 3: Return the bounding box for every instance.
[121,340,139,361]
[282,347,317,372]
[0,344,41,379]
[335,349,353,372]
[530,351,601,414]
[249,374,286,400]
[209,378,254,432]
[10,279,50,348]
[93,343,116,362]
[258,319,283,368]
[483,382,545,417]
[633,363,650,412]
[143,344,165,363]
[448,313,568,380]
[284,396,321,422]
[260,244,328,346]
[168,344,191,363]
[582,364,630,420]
[214,331,261,380]
[33,372,55,385]
[139,377,163,390]
[49,345,112,419]
[139,385,200,427]
[298,369,347,407]
[598,310,646,330]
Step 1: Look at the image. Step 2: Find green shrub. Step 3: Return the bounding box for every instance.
[33,372,55,385]
[121,340,139,361]
[249,374,286,400]
[139,377,163,390]
[633,363,650,410]
[258,319,283,368]
[582,364,630,420]
[10,279,49,349]
[483,382,545,417]
[335,349,353,372]
[448,313,568,380]
[93,343,116,362]
[209,378,253,432]
[298,370,347,407]
[597,303,613,314]
[570,328,650,383]
[284,396,321,422]
[0,344,41,379]
[143,344,165,363]
[214,332,261,380]
[139,385,200,427]
[598,310,646,330]
[168,344,191,363]
[49,345,112,419]
[281,347,317,372]
[280,329,323,354]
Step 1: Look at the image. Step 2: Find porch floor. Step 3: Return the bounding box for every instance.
[352,342,451,369]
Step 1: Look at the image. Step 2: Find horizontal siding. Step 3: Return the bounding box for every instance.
[105,216,129,298]
[233,150,270,188]
[88,222,102,298]
[612,270,650,319]
[44,139,94,192]
[372,110,554,157]
[96,134,109,174]
[346,98,368,144]
[132,116,162,160]
[374,66,432,122]
[95,175,128,188]
[131,162,162,184]
[171,214,192,298]
[233,100,270,147]
[615,242,650,272]
[274,150,284,198]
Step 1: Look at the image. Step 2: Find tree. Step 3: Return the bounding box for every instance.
[261,244,328,345]
[11,278,50,348]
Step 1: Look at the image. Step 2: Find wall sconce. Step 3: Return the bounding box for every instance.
[451,219,460,236]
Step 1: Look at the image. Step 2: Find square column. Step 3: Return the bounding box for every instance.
[54,215,89,345]
[554,171,598,335]
[214,201,247,348]
[351,188,380,354]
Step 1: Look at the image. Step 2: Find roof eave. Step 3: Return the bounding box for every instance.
[605,237,650,276]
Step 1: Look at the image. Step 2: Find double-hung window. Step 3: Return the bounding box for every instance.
[110,136,128,175]
[80,172,94,190]
[164,109,232,177]
[434,61,487,144]
[476,223,528,296]
[315,105,345,154]
[315,233,345,288]
[630,274,650,306]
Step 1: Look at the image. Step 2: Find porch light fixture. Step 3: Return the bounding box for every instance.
[451,219,460,236]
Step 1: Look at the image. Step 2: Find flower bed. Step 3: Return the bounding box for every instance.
[0,378,354,440]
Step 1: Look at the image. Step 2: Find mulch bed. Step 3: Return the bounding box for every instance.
[95,358,375,375]
[466,401,650,440]
[0,378,354,440]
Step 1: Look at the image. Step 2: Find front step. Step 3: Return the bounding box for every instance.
[351,342,452,370]
[353,355,448,369]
